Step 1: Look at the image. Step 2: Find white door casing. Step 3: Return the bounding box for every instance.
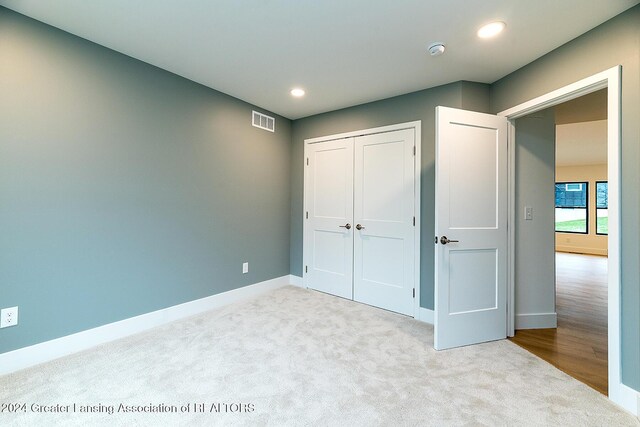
[434,106,508,350]
[353,129,416,316]
[304,137,354,299]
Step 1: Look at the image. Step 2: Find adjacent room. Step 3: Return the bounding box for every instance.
[1,1,639,425]
[510,90,610,395]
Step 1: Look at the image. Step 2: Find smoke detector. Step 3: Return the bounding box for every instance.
[428,43,446,56]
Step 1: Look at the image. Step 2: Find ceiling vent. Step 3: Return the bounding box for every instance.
[252,110,275,132]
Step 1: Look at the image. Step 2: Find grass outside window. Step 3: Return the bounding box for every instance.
[555,182,588,234]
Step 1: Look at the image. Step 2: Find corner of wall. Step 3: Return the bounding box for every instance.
[460,81,492,113]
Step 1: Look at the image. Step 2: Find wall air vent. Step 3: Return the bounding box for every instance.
[252,110,275,132]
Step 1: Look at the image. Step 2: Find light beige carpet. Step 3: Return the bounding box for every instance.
[1,286,638,426]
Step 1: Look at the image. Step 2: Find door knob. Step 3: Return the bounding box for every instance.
[440,236,459,245]
[356,224,365,230]
[339,223,352,230]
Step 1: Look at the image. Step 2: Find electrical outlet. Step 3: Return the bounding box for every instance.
[242,262,249,274]
[0,306,18,328]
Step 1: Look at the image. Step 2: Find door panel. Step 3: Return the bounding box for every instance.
[448,249,498,314]
[361,141,405,222]
[435,106,508,350]
[312,230,349,273]
[313,148,350,218]
[361,235,404,287]
[448,125,499,228]
[304,138,354,299]
[353,129,415,315]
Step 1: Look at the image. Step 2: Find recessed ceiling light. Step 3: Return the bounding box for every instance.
[477,21,506,39]
[290,88,305,97]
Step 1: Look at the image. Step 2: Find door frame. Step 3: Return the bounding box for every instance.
[498,66,630,410]
[303,120,422,318]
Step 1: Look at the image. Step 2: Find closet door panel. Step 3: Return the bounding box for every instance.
[353,129,415,315]
[304,138,354,299]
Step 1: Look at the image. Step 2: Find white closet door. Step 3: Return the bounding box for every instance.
[353,129,415,315]
[304,138,354,299]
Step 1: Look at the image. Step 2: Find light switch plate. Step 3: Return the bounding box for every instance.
[524,206,533,220]
[242,262,249,274]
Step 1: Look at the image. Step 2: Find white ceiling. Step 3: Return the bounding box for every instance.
[1,1,638,119]
[556,120,607,167]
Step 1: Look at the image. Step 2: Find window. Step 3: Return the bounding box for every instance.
[555,182,588,234]
[596,181,608,235]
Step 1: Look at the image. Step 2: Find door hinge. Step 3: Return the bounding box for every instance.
[413,288,415,298]
[413,146,416,156]
[413,216,415,226]
[306,211,309,219]
[306,157,309,166]
[305,265,308,273]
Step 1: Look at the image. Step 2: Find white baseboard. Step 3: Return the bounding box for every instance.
[417,307,434,325]
[0,275,290,376]
[515,312,557,329]
[288,274,303,287]
[556,246,608,256]
[610,382,640,416]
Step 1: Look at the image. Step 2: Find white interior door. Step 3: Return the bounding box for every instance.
[434,106,508,350]
[304,138,354,299]
[353,129,415,315]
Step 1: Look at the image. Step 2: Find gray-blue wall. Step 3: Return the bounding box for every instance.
[514,109,556,323]
[491,5,640,391]
[0,7,291,353]
[289,82,490,309]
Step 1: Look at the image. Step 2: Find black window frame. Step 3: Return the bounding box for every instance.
[555,181,589,234]
[596,180,608,236]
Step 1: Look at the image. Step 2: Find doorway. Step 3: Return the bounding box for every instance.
[509,89,609,394]
[499,66,622,405]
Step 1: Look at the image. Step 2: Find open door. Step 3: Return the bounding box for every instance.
[434,106,508,350]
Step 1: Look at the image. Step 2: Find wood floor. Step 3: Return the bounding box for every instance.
[509,252,608,395]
